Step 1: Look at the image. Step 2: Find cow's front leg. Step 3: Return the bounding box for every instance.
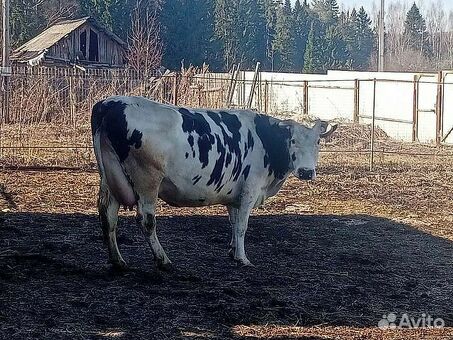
[98,183,127,270]
[231,198,255,266]
[138,200,172,270]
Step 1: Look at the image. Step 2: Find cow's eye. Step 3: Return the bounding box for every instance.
[317,139,320,145]
[291,139,296,144]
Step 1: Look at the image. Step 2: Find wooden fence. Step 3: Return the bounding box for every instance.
[0,65,234,167]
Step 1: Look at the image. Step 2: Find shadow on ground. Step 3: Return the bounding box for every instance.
[0,212,452,339]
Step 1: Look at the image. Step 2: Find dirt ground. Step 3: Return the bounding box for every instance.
[1,154,453,339]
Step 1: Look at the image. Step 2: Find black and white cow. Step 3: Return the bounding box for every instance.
[91,96,337,269]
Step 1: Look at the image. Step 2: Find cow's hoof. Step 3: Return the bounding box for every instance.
[235,257,254,267]
[157,261,174,272]
[111,259,128,271]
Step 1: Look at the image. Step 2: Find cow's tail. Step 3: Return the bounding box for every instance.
[91,100,137,208]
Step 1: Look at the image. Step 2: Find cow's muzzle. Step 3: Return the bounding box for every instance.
[297,168,316,181]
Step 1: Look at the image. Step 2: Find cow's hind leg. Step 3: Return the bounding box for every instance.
[228,198,254,266]
[227,206,238,258]
[138,199,171,270]
[98,183,127,270]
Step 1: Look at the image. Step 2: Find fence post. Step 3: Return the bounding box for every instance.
[246,62,260,109]
[353,79,360,123]
[264,80,268,114]
[172,73,178,106]
[370,78,377,172]
[303,81,308,116]
[412,75,419,142]
[69,72,75,126]
[2,0,11,125]
[436,71,443,146]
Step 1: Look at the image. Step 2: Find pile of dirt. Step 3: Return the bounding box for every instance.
[323,122,390,150]
[273,112,391,150]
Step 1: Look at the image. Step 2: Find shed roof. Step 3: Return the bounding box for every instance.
[12,17,126,63]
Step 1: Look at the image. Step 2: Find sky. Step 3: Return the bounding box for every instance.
[292,0,453,14]
[339,0,453,13]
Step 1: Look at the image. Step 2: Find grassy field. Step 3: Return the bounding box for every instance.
[1,152,452,339]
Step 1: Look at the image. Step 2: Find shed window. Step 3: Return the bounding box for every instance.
[79,30,87,59]
[89,29,99,62]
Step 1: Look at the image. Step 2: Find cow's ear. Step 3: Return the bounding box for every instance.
[320,123,338,138]
[278,119,296,132]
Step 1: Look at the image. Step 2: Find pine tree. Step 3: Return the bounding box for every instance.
[303,20,326,73]
[11,0,81,46]
[214,0,240,70]
[354,7,374,69]
[162,0,218,70]
[340,7,374,70]
[312,0,339,26]
[79,0,137,40]
[293,0,311,72]
[308,0,348,72]
[237,0,268,69]
[404,3,431,56]
[325,24,349,69]
[214,0,267,70]
[337,9,354,69]
[261,0,280,69]
[10,0,45,46]
[272,1,295,71]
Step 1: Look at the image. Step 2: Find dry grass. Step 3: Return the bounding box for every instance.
[232,325,453,339]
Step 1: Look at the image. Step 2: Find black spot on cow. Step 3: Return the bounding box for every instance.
[188,135,194,149]
[198,133,216,168]
[243,130,255,160]
[207,134,227,192]
[226,153,232,167]
[185,152,189,159]
[292,153,296,161]
[242,164,251,180]
[254,114,291,179]
[91,100,143,162]
[179,108,215,168]
[129,130,143,149]
[207,111,244,187]
[91,100,106,135]
[247,129,255,149]
[192,175,202,185]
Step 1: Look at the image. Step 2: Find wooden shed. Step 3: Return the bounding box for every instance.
[11,17,127,67]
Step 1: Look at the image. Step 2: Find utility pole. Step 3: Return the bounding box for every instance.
[2,0,11,124]
[378,0,385,72]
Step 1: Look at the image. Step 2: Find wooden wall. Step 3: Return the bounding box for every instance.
[47,23,125,67]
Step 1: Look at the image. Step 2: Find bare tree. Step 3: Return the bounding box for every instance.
[43,0,80,27]
[426,0,446,67]
[126,0,162,79]
[385,1,410,70]
[446,10,453,69]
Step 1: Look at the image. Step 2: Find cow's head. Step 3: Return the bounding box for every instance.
[279,119,337,181]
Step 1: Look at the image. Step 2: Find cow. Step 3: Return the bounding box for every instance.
[91,96,337,270]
